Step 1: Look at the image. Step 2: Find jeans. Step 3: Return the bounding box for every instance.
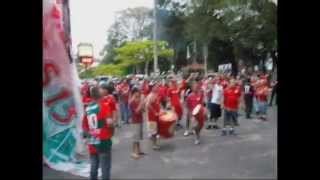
[120,101,130,123]
[269,87,277,105]
[244,95,253,118]
[223,110,238,127]
[253,97,259,114]
[90,149,112,180]
[257,101,268,115]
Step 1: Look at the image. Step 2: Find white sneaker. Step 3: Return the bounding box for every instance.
[192,130,196,135]
[194,139,200,145]
[184,131,189,136]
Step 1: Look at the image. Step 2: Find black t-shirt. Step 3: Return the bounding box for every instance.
[243,82,254,96]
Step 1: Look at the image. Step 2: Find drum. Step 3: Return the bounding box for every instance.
[158,110,178,138]
[191,104,205,129]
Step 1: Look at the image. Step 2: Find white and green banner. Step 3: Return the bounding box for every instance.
[43,0,89,177]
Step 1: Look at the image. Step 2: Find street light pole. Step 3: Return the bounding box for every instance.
[153,0,159,75]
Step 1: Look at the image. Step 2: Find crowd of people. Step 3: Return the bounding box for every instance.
[80,71,277,180]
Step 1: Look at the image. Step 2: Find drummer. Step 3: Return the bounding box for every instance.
[186,80,205,145]
[167,79,184,129]
[145,82,161,150]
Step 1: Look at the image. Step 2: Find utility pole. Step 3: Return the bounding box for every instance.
[203,44,208,76]
[153,0,159,75]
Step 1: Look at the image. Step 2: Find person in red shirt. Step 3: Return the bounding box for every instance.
[222,78,242,136]
[141,79,150,97]
[180,77,187,97]
[82,86,113,180]
[81,83,92,110]
[220,75,229,89]
[167,79,183,129]
[129,87,146,159]
[158,80,168,109]
[251,74,260,115]
[119,79,131,124]
[186,81,205,145]
[255,79,271,120]
[99,83,118,135]
[145,83,161,150]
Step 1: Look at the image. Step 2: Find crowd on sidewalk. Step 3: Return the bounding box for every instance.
[80,71,277,180]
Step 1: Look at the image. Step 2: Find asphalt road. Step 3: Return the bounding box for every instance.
[43,104,277,179]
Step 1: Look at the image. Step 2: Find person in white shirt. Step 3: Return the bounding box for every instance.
[207,77,224,129]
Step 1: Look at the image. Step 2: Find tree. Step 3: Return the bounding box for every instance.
[101,21,127,64]
[116,7,152,41]
[157,0,277,75]
[114,40,174,75]
[101,7,153,72]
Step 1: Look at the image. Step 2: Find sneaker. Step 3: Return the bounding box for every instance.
[260,116,267,121]
[152,145,160,151]
[206,125,212,130]
[176,123,183,129]
[139,152,147,156]
[212,125,220,129]
[131,153,140,160]
[192,129,196,135]
[194,139,200,145]
[229,129,237,136]
[184,131,190,136]
[221,129,227,136]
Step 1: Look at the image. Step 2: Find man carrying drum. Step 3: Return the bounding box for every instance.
[186,80,205,145]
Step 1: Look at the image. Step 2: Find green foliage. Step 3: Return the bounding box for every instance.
[114,40,174,67]
[157,0,277,71]
[79,69,95,79]
[93,64,127,76]
[100,7,152,64]
[98,0,277,74]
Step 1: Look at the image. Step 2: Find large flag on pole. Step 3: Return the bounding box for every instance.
[43,0,89,177]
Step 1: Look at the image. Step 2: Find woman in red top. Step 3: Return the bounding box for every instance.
[222,78,242,136]
[186,81,205,145]
[255,79,271,121]
[129,87,146,159]
[167,79,183,129]
[145,83,161,150]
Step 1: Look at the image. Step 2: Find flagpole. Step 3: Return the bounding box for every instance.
[153,0,159,75]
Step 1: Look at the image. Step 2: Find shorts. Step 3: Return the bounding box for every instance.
[132,123,143,142]
[147,121,158,137]
[209,103,221,119]
[223,110,238,127]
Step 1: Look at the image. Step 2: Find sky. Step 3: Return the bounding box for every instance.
[69,0,153,59]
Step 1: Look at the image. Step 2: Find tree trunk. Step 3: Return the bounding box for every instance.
[144,61,149,75]
[192,40,197,64]
[203,43,208,76]
[231,45,238,77]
